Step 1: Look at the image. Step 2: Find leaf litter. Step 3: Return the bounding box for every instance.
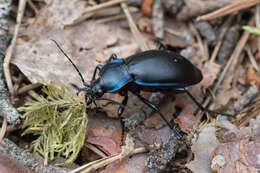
[1,0,260,172]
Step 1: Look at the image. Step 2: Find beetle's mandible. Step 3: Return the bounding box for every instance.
[52,40,235,145]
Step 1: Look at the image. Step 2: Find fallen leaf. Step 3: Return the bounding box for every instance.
[0,154,32,173]
[186,126,220,173]
[214,115,260,173]
[200,61,221,88]
[141,0,154,18]
[247,68,260,89]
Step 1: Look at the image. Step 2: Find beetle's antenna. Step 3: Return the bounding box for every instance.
[184,89,236,118]
[51,39,89,87]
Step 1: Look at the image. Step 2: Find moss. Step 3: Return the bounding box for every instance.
[18,83,87,166]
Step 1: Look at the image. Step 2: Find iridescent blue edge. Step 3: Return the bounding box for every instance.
[106,75,132,92]
[135,80,183,87]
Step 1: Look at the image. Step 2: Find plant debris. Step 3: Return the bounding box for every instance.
[1,0,260,172]
[19,83,87,166]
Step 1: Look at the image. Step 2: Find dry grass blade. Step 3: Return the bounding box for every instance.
[257,4,260,52]
[121,2,148,51]
[17,83,42,95]
[69,143,161,173]
[3,0,27,95]
[245,45,260,74]
[198,0,260,21]
[84,0,126,14]
[0,119,7,144]
[213,17,254,94]
[69,0,126,26]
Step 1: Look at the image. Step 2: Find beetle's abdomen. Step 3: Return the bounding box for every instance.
[126,50,203,88]
[100,61,132,92]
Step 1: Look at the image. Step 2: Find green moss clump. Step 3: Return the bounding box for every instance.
[18,83,87,166]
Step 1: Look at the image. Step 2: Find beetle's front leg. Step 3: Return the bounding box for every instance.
[91,65,103,81]
[131,91,183,140]
[118,90,128,146]
[107,53,118,62]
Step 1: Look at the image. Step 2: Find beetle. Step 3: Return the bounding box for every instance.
[52,40,234,144]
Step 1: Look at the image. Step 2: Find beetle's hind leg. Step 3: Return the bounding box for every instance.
[131,91,183,140]
[184,88,236,118]
[117,90,128,146]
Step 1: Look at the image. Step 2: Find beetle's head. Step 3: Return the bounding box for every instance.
[85,78,104,105]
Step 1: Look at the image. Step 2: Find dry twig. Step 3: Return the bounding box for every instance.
[121,2,148,51]
[70,143,160,173]
[3,0,27,95]
[17,83,42,95]
[198,0,260,21]
[69,0,126,26]
[245,45,260,74]
[256,4,260,52]
[0,119,7,144]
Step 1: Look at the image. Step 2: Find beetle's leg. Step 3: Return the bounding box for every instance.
[184,89,236,118]
[92,65,103,81]
[107,53,118,62]
[118,90,128,146]
[131,92,183,140]
[156,41,167,51]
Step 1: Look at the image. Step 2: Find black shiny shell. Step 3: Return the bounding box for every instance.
[125,50,203,88]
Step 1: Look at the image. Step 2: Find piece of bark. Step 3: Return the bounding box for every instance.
[0,154,32,173]
[146,132,179,173]
[0,138,70,173]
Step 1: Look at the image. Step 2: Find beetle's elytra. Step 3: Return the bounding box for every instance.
[52,40,235,145]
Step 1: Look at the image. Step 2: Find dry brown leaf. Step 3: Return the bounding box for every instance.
[186,126,220,173]
[214,115,260,173]
[45,0,87,27]
[12,1,138,91]
[0,154,32,173]
[247,68,260,89]
[141,0,154,18]
[200,61,221,88]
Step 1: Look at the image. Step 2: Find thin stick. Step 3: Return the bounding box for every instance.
[121,2,148,51]
[257,5,260,52]
[213,18,254,94]
[209,40,222,63]
[69,144,160,173]
[0,119,7,144]
[85,143,107,158]
[84,0,126,14]
[3,0,27,95]
[69,0,126,26]
[17,83,42,95]
[28,0,39,14]
[198,0,260,21]
[245,45,260,74]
